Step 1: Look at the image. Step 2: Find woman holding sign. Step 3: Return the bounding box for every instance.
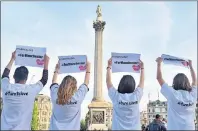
[106,58,145,130]
[1,51,49,130]
[156,57,197,130]
[49,61,91,130]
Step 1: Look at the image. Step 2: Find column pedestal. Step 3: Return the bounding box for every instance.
[87,102,112,130]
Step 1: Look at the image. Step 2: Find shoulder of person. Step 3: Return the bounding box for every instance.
[81,83,88,88]
[79,84,89,91]
[161,83,170,88]
[50,83,59,88]
[28,81,44,87]
[1,77,9,80]
[191,86,197,91]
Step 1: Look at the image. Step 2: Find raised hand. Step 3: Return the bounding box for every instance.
[86,61,91,72]
[188,59,197,86]
[138,59,145,88]
[44,54,50,63]
[44,54,49,70]
[106,58,113,89]
[84,60,91,86]
[139,59,144,69]
[52,61,59,83]
[156,57,165,86]
[108,58,112,67]
[5,51,16,71]
[188,60,192,67]
[55,62,60,73]
[156,57,163,64]
[11,51,16,60]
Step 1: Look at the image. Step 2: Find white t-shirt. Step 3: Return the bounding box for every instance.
[108,86,143,130]
[1,77,43,130]
[49,84,88,130]
[161,83,197,130]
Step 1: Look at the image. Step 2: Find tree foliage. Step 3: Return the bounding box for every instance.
[80,119,87,131]
[196,104,198,124]
[31,101,39,130]
[0,79,2,115]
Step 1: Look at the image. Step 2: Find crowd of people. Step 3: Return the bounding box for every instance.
[1,51,197,130]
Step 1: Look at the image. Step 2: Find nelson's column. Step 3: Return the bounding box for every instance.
[86,5,112,130]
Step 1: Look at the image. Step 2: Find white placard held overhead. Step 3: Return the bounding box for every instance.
[58,55,87,74]
[111,52,141,73]
[15,45,46,68]
[161,54,189,68]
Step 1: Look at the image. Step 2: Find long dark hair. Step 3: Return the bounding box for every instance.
[172,73,192,92]
[118,75,136,94]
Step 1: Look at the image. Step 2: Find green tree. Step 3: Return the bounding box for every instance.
[31,101,39,130]
[80,119,86,131]
[196,104,198,124]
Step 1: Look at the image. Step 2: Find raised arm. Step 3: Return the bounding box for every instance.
[2,51,16,78]
[52,62,60,84]
[73,61,91,103]
[156,57,165,86]
[39,54,49,86]
[84,61,91,86]
[106,58,113,89]
[188,60,197,86]
[138,59,145,88]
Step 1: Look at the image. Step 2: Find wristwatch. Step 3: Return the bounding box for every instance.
[107,67,111,69]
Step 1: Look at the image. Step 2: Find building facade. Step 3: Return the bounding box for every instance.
[147,100,167,124]
[35,94,52,130]
[140,111,148,126]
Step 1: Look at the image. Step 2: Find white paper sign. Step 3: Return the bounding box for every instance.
[58,55,87,74]
[15,45,46,68]
[161,54,189,68]
[112,52,141,73]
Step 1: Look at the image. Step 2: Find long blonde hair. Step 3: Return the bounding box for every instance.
[56,75,77,105]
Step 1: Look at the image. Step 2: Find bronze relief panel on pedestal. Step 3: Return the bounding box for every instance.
[92,111,105,124]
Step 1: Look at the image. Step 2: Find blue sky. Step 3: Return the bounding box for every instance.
[1,1,197,119]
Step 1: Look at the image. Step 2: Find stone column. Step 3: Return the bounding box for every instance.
[87,6,112,130]
[92,5,106,102]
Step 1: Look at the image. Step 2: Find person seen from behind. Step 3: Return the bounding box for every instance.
[162,118,167,128]
[106,58,145,130]
[156,57,197,130]
[1,51,49,130]
[141,124,146,131]
[145,114,166,131]
[49,60,91,130]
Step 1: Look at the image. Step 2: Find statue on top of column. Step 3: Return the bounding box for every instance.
[96,5,102,21]
[93,5,106,31]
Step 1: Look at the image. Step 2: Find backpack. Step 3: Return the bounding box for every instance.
[147,123,162,131]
